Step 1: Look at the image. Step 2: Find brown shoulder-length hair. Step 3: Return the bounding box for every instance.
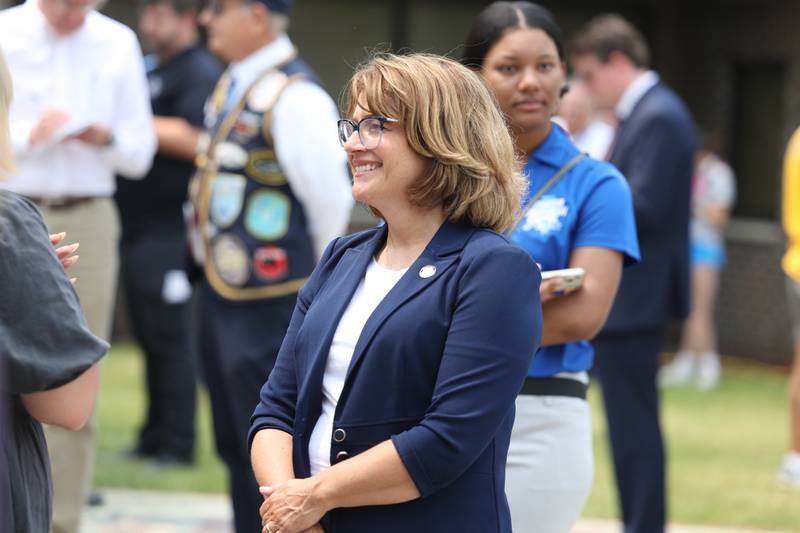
[343,53,525,233]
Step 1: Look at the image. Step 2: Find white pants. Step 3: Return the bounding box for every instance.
[505,394,594,533]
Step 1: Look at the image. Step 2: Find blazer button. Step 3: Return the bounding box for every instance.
[333,428,346,443]
[335,451,350,463]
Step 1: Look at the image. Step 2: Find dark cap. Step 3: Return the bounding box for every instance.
[254,0,292,13]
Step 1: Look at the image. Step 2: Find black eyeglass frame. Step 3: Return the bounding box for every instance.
[337,116,399,150]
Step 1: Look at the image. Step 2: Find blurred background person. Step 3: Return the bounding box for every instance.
[661,133,736,390]
[780,124,800,488]
[0,0,156,530]
[571,14,695,533]
[191,0,352,530]
[556,76,614,160]
[462,3,639,531]
[114,0,222,467]
[0,45,109,533]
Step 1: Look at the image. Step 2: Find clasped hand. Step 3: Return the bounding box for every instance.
[259,478,327,533]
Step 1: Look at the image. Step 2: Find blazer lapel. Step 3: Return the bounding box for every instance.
[298,228,386,422]
[340,222,474,394]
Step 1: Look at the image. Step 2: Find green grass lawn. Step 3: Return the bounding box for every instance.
[95,344,800,530]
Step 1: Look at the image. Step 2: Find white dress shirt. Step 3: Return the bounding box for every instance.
[0,1,156,197]
[572,120,615,160]
[308,259,408,475]
[615,70,660,121]
[221,35,353,258]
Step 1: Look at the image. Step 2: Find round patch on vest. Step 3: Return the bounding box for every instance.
[253,245,289,281]
[246,149,287,185]
[211,233,250,286]
[245,190,291,241]
[248,71,288,112]
[231,110,261,144]
[210,173,247,228]
[214,142,248,170]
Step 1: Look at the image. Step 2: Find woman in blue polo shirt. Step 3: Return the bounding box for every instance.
[464,3,640,532]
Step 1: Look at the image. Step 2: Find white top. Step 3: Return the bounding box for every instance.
[691,152,736,247]
[571,119,615,160]
[0,0,157,196]
[308,258,408,475]
[615,70,660,121]
[221,35,353,258]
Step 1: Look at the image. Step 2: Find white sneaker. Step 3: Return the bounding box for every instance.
[659,351,695,387]
[695,352,721,390]
[777,452,800,488]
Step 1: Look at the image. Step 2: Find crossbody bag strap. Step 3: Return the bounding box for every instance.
[508,152,587,236]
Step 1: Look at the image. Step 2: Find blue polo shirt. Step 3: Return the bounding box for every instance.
[510,124,640,377]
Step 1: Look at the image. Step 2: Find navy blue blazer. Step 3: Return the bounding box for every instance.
[603,82,696,333]
[249,221,542,532]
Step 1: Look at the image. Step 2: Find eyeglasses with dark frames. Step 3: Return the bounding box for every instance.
[337,116,399,150]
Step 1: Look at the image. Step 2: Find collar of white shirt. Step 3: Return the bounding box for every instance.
[228,34,295,103]
[615,70,659,121]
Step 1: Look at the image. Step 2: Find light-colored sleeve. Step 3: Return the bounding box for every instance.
[272,81,353,259]
[102,31,157,179]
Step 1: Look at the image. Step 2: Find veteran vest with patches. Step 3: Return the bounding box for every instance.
[192,56,320,301]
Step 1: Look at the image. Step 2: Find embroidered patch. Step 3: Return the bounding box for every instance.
[209,173,247,228]
[246,149,287,185]
[253,245,289,281]
[244,189,291,241]
[521,196,569,235]
[248,71,288,112]
[211,233,250,286]
[214,142,248,170]
[231,110,261,144]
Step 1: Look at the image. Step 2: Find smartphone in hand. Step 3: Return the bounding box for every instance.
[540,267,585,291]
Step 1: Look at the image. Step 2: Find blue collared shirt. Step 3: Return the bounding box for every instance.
[511,123,640,377]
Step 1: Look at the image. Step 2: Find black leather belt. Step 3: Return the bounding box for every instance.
[519,377,588,399]
[27,196,96,209]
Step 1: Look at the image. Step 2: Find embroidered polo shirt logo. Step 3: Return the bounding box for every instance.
[522,196,569,235]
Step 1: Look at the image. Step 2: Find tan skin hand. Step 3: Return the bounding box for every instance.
[29,108,70,146]
[70,124,113,146]
[50,232,80,283]
[260,478,327,533]
[539,277,577,304]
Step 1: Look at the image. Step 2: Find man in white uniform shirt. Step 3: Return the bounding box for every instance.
[192,0,352,530]
[0,1,156,531]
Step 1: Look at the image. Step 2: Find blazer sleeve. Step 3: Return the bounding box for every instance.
[622,112,694,236]
[248,237,340,448]
[390,245,542,498]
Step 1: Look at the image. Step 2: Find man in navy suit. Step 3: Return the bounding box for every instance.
[571,15,696,533]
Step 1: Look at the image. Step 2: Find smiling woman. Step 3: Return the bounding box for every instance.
[248,53,543,533]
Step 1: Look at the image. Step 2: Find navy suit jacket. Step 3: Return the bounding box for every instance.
[249,221,542,532]
[603,82,696,333]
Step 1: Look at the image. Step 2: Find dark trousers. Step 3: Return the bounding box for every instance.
[121,232,196,460]
[592,330,666,533]
[198,283,296,533]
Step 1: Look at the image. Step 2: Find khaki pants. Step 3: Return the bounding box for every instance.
[39,198,119,533]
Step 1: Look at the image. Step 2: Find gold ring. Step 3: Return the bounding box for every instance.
[265,525,274,533]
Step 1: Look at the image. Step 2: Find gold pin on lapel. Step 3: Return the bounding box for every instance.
[419,265,437,279]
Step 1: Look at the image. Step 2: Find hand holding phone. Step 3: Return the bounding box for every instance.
[539,267,585,302]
